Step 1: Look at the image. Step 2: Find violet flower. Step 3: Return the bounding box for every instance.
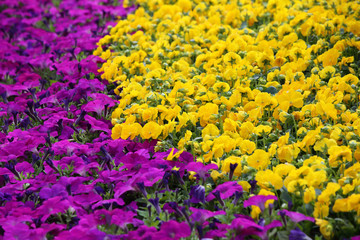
[231,215,282,240]
[185,162,218,182]
[289,227,313,240]
[206,181,243,202]
[156,220,191,240]
[189,207,226,225]
[149,197,161,215]
[278,209,315,223]
[189,185,205,204]
[243,195,278,212]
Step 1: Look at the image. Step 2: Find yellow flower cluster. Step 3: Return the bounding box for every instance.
[95,0,360,236]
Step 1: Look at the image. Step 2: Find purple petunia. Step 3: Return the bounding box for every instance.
[278,209,315,223]
[190,207,226,225]
[243,195,278,212]
[231,215,282,240]
[155,220,191,240]
[206,181,243,202]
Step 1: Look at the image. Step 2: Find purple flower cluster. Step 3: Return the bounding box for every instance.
[0,0,318,239]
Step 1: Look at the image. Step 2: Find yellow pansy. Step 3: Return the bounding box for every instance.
[247,149,270,170]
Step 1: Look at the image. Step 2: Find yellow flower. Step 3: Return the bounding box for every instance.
[254,92,273,109]
[333,198,350,213]
[223,118,239,133]
[314,202,330,219]
[120,123,142,140]
[319,66,336,79]
[213,82,230,92]
[304,186,316,204]
[255,170,283,190]
[167,148,184,161]
[222,156,242,177]
[176,0,192,12]
[315,219,333,240]
[254,125,272,136]
[211,170,224,182]
[247,149,270,170]
[198,103,219,127]
[276,90,304,109]
[240,121,254,139]
[328,145,352,168]
[201,74,216,87]
[223,52,241,66]
[141,121,163,139]
[277,144,300,163]
[212,144,224,158]
[178,130,192,149]
[238,180,251,192]
[251,206,262,220]
[142,107,158,121]
[313,138,337,153]
[315,101,337,120]
[279,111,290,123]
[240,139,256,154]
[223,67,237,81]
[319,48,340,67]
[318,182,341,203]
[286,179,308,193]
[202,124,220,139]
[111,124,122,140]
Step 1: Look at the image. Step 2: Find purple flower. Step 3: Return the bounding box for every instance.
[156,220,191,240]
[126,225,157,240]
[110,209,143,229]
[243,195,278,212]
[185,162,218,182]
[206,181,243,202]
[35,196,71,222]
[84,115,111,133]
[149,197,161,214]
[289,227,313,240]
[278,210,315,223]
[91,198,125,210]
[54,227,113,240]
[189,207,226,225]
[39,184,68,200]
[70,192,103,209]
[189,185,205,204]
[204,222,230,239]
[114,168,164,198]
[231,215,282,240]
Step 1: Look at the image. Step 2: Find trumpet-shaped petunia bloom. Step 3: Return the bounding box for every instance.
[278,209,315,223]
[206,181,243,201]
[243,195,278,212]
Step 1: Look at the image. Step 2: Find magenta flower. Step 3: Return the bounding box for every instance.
[156,220,191,240]
[231,215,282,240]
[289,227,313,240]
[206,181,243,202]
[35,196,71,222]
[189,185,205,204]
[278,209,315,223]
[243,195,278,212]
[190,207,226,225]
[84,115,110,133]
[126,225,157,240]
[204,222,231,239]
[185,162,218,182]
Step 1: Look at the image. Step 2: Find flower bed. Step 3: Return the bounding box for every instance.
[2,0,360,239]
[96,0,360,239]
